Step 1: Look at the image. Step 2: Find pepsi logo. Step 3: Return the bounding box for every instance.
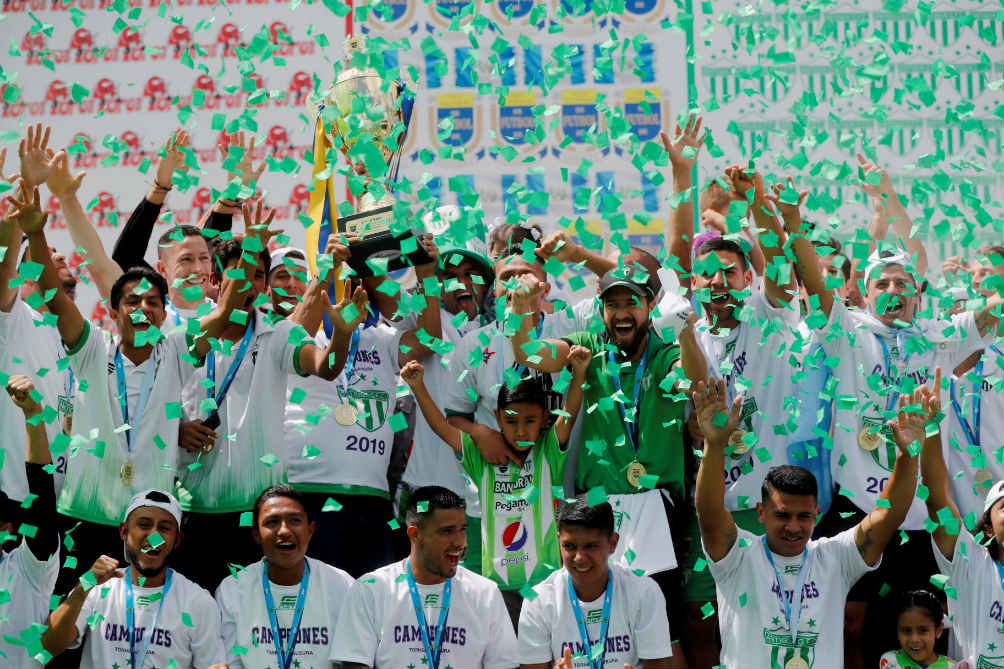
[501,521,528,553]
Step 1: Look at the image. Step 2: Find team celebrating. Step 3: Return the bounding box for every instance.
[0,116,1001,669]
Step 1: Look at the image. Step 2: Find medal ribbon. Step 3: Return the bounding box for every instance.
[339,327,362,401]
[262,560,310,669]
[875,334,911,413]
[567,568,614,669]
[949,361,983,447]
[607,342,648,453]
[405,560,452,669]
[996,559,1004,596]
[114,346,158,453]
[124,567,173,669]
[165,300,182,329]
[762,537,811,650]
[206,314,257,412]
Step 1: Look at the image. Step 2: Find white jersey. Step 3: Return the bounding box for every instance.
[215,556,354,669]
[71,570,225,669]
[285,324,402,497]
[707,527,876,669]
[815,302,989,528]
[944,343,1004,521]
[0,296,70,498]
[517,564,673,668]
[0,539,59,668]
[59,323,190,526]
[179,312,305,513]
[932,531,1004,668]
[331,558,518,669]
[693,290,802,512]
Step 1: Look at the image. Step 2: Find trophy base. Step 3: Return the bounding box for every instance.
[337,205,432,277]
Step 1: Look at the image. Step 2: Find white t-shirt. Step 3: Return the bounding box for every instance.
[932,531,1003,667]
[179,312,305,513]
[72,570,225,669]
[59,323,190,526]
[0,296,70,499]
[215,556,354,669]
[692,290,802,512]
[0,539,59,668]
[707,527,876,669]
[815,302,989,528]
[944,344,1004,522]
[331,558,518,669]
[284,324,402,496]
[517,564,672,668]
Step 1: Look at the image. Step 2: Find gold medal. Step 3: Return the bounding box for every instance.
[974,468,993,486]
[626,461,647,487]
[119,460,135,486]
[728,429,749,456]
[858,426,883,452]
[335,403,359,426]
[784,658,809,669]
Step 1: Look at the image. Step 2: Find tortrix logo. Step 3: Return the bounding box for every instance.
[93,78,117,104]
[168,25,192,57]
[70,28,93,53]
[191,187,212,211]
[266,125,291,153]
[93,191,117,225]
[46,194,61,215]
[288,71,312,105]
[21,30,44,54]
[144,76,168,103]
[117,26,142,55]
[289,184,310,212]
[217,22,241,54]
[45,80,68,107]
[268,21,290,44]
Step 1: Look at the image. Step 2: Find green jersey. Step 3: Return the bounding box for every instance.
[459,428,567,591]
[879,650,956,668]
[564,330,687,497]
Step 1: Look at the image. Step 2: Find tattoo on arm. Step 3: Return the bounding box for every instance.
[857,519,874,559]
[724,522,738,551]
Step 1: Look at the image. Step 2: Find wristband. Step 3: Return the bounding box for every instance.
[152,180,173,191]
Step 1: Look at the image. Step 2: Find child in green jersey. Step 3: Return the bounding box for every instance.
[879,590,962,669]
[401,346,590,622]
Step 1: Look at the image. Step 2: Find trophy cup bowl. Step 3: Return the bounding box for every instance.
[317,36,432,277]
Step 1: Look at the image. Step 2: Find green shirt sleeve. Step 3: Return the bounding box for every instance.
[459,431,487,482]
[541,427,569,479]
[563,330,601,354]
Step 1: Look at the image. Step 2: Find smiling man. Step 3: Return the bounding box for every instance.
[216,484,354,669]
[41,490,226,669]
[332,485,517,668]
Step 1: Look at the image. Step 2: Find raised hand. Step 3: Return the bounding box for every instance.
[220,131,266,187]
[240,201,281,253]
[415,233,440,278]
[46,150,85,199]
[0,147,20,185]
[567,344,591,376]
[507,273,545,317]
[765,177,808,224]
[856,152,894,199]
[725,163,769,212]
[5,182,48,235]
[888,389,928,455]
[536,229,581,264]
[400,360,425,387]
[691,379,743,450]
[86,555,124,589]
[326,284,369,335]
[324,235,352,267]
[660,113,705,172]
[154,129,190,189]
[19,123,54,189]
[178,419,218,454]
[5,375,41,417]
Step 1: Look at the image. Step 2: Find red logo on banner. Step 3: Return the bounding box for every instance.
[217,22,241,55]
[93,78,117,103]
[290,184,310,212]
[94,191,117,226]
[45,80,69,107]
[192,187,213,211]
[70,28,94,53]
[22,31,45,53]
[288,71,312,105]
[269,21,290,44]
[194,74,215,96]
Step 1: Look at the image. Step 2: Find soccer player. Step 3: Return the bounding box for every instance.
[215,484,354,669]
[332,485,517,668]
[919,371,1004,669]
[1,377,60,668]
[693,378,929,668]
[517,497,675,668]
[41,490,227,669]
[267,247,309,318]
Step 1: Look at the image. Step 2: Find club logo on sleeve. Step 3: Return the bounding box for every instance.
[502,520,528,552]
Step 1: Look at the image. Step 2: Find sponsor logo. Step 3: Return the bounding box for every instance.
[278,594,299,609]
[501,520,528,553]
[424,593,439,607]
[585,608,603,624]
[368,0,414,29]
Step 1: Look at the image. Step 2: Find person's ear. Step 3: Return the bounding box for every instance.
[306,521,316,541]
[155,259,167,276]
[608,532,619,555]
[119,522,128,543]
[743,268,753,285]
[756,501,765,525]
[251,526,262,547]
[406,524,419,542]
[173,530,183,552]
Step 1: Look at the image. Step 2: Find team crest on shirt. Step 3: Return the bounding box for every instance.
[861,416,897,472]
[278,594,298,609]
[585,608,603,624]
[976,655,1004,669]
[763,625,818,668]
[337,387,391,432]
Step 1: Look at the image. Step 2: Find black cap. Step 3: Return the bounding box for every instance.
[597,266,657,301]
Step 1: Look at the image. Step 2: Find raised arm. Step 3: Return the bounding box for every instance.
[401,360,463,453]
[854,388,927,566]
[692,379,743,561]
[296,284,369,381]
[207,131,266,224]
[917,369,961,559]
[678,313,708,389]
[509,276,571,373]
[660,114,704,280]
[398,236,443,366]
[11,184,85,347]
[973,293,1003,338]
[535,229,615,277]
[857,153,927,276]
[731,167,796,308]
[41,555,123,657]
[0,170,21,311]
[553,345,590,446]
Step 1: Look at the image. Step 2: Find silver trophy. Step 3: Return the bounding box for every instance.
[310,35,431,276]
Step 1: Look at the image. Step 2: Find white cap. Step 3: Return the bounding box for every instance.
[984,480,1004,516]
[269,247,308,277]
[864,251,914,282]
[123,489,183,528]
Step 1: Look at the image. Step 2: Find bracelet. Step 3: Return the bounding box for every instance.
[218,198,241,207]
[152,180,173,191]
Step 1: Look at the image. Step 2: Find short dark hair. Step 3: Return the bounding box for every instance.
[0,490,18,528]
[894,589,944,627]
[497,376,547,411]
[761,465,817,502]
[695,236,749,272]
[557,495,615,537]
[490,222,541,257]
[406,486,466,528]
[212,238,271,281]
[252,484,310,527]
[157,225,207,259]
[110,266,170,311]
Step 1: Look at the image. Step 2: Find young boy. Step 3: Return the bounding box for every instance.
[400,345,590,625]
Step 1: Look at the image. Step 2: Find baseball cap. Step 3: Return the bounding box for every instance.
[598,266,657,301]
[123,489,183,528]
[984,480,1004,515]
[438,245,494,283]
[864,250,914,282]
[268,247,309,278]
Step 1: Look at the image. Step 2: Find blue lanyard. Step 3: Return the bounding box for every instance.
[114,347,158,452]
[165,301,182,329]
[262,560,310,669]
[405,560,452,669]
[875,334,910,413]
[124,567,173,669]
[996,560,1004,596]
[607,340,648,453]
[949,361,983,447]
[762,537,810,648]
[340,328,362,395]
[207,315,256,406]
[567,568,613,669]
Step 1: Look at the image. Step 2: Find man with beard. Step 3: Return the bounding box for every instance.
[175,203,369,592]
[215,484,354,669]
[41,490,227,669]
[332,485,517,668]
[267,247,309,317]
